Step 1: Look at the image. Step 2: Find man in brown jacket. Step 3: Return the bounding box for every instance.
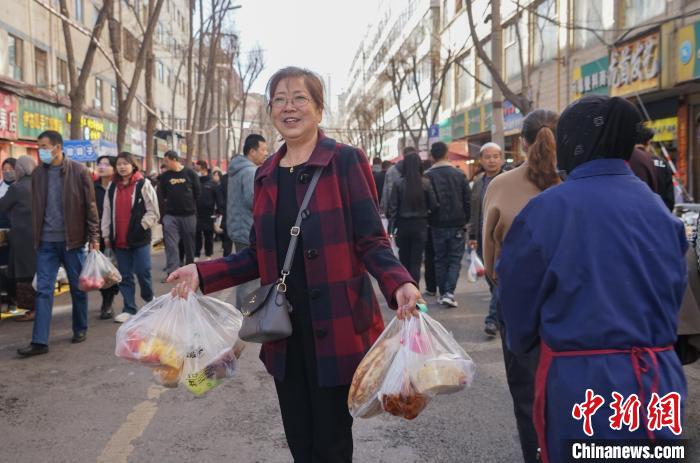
[17,130,99,357]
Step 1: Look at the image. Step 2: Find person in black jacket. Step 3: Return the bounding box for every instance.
[194,160,217,259]
[425,142,471,308]
[387,152,438,284]
[634,126,675,211]
[94,155,120,319]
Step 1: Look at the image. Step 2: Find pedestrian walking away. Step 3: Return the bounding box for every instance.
[194,160,217,259]
[226,133,267,308]
[168,66,420,463]
[498,95,688,463]
[425,141,471,308]
[17,130,100,357]
[94,155,120,319]
[468,142,506,334]
[159,150,200,278]
[102,152,160,324]
[386,152,438,285]
[0,155,37,321]
[481,109,561,463]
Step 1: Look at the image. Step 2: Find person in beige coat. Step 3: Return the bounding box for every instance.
[481,109,560,463]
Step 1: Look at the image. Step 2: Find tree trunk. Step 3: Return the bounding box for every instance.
[491,0,504,148]
[185,0,195,163]
[145,41,156,172]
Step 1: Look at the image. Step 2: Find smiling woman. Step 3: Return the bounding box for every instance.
[168,66,422,461]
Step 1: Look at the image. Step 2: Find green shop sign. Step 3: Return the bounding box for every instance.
[468,104,492,136]
[451,112,465,139]
[18,98,64,139]
[439,118,452,142]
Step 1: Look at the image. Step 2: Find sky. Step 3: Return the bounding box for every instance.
[232,0,375,110]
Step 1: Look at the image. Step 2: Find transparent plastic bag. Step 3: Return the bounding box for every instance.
[115,292,243,395]
[349,311,476,420]
[79,250,122,291]
[467,249,486,283]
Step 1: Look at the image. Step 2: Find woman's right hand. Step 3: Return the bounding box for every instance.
[167,264,199,298]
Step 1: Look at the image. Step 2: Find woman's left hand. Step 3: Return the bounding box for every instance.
[395,282,421,319]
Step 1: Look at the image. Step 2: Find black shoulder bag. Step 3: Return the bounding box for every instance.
[238,167,323,343]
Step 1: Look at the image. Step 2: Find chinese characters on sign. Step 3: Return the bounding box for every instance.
[18,98,63,138]
[572,57,609,99]
[609,31,660,97]
[572,389,682,436]
[0,91,18,139]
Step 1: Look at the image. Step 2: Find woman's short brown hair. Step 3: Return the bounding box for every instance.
[266,67,325,112]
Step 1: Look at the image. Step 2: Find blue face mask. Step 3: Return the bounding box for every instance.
[39,148,53,164]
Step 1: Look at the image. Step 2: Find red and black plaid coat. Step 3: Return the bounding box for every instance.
[196,132,415,387]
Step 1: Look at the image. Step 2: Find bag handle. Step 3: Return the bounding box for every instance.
[278,167,323,292]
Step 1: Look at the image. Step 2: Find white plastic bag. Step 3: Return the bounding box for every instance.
[79,250,122,291]
[349,311,475,420]
[467,249,486,283]
[115,292,243,395]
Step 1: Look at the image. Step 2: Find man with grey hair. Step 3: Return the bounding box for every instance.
[468,141,505,336]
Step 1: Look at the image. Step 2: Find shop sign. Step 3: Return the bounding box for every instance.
[0,91,18,140]
[66,113,111,141]
[467,104,492,135]
[644,117,677,142]
[452,112,465,139]
[18,98,63,138]
[677,21,700,83]
[428,124,439,146]
[572,57,609,99]
[64,139,97,163]
[439,118,452,142]
[609,31,660,97]
[503,100,524,132]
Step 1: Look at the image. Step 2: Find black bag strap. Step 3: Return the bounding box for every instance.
[278,167,323,292]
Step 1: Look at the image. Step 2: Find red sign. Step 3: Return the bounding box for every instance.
[0,91,18,140]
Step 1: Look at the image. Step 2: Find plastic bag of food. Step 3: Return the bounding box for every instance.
[115,292,243,395]
[79,250,122,291]
[467,249,486,283]
[349,309,476,420]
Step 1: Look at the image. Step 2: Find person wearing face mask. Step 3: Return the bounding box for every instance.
[0,156,37,321]
[94,155,120,320]
[0,157,17,313]
[17,130,100,357]
[168,67,420,462]
[102,152,159,324]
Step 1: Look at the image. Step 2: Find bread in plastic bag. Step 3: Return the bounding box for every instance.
[115,292,243,395]
[349,310,476,420]
[467,249,486,283]
[79,250,122,291]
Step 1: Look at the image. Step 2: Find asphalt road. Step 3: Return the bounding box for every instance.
[1,246,699,463]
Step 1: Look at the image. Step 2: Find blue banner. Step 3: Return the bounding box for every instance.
[64,139,97,162]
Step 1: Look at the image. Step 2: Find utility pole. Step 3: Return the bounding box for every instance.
[491,0,504,149]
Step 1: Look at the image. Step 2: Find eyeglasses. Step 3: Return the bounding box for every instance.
[270,95,311,108]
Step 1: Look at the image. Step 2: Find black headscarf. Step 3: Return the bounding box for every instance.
[556,94,643,174]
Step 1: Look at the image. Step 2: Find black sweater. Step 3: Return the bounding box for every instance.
[159,167,200,216]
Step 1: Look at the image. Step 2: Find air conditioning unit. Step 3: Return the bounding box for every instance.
[57,83,66,94]
[94,98,102,109]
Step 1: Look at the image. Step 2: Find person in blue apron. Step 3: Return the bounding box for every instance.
[497,95,688,463]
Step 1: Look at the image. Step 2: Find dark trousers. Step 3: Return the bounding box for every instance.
[395,221,428,285]
[195,220,214,257]
[221,229,233,257]
[497,297,540,463]
[424,231,436,293]
[431,226,466,295]
[162,214,196,274]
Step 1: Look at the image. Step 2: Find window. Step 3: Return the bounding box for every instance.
[533,0,557,65]
[624,0,664,28]
[8,35,23,81]
[504,23,521,81]
[111,85,117,111]
[94,77,102,109]
[442,0,450,27]
[456,53,471,105]
[157,61,164,82]
[476,41,492,98]
[34,47,48,87]
[74,0,84,23]
[156,23,163,44]
[575,0,614,48]
[57,58,68,93]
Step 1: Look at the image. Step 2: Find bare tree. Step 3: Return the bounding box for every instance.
[108,0,165,150]
[58,0,113,139]
[235,46,265,154]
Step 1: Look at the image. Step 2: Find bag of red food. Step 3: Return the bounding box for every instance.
[78,250,122,291]
[467,249,486,283]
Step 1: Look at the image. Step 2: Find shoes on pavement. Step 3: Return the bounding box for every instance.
[423,290,436,297]
[100,308,113,320]
[440,293,458,308]
[17,343,49,357]
[114,312,132,324]
[484,322,498,337]
[13,310,35,321]
[71,332,87,344]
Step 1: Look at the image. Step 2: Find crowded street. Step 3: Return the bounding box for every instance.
[0,247,699,462]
